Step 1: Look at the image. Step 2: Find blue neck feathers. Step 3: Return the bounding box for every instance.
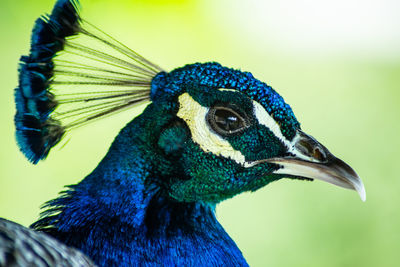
[32,103,248,266]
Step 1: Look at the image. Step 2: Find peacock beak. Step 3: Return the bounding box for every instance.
[266,130,366,201]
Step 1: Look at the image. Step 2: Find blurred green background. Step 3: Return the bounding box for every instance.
[1,0,399,266]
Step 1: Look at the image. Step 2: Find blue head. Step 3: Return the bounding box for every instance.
[15,0,365,205]
[147,63,302,202]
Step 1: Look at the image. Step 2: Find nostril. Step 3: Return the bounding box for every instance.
[296,140,313,155]
[313,147,326,162]
[295,137,327,162]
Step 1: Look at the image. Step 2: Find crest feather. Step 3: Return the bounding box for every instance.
[15,0,162,163]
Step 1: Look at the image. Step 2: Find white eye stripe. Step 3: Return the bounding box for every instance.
[176,89,310,167]
[219,88,286,144]
[252,101,289,146]
[253,101,311,161]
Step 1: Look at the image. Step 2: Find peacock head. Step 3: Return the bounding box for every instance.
[15,0,365,204]
[145,63,365,203]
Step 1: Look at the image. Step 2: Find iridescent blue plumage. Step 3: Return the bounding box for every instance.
[8,0,365,266]
[30,108,249,266]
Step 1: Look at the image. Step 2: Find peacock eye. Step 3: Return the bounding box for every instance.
[206,105,249,136]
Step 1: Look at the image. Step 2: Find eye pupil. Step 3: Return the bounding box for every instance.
[207,106,248,136]
[215,110,240,131]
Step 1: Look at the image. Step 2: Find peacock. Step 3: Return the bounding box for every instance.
[1,0,366,266]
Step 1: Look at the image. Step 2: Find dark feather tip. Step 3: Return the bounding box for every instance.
[17,59,57,121]
[49,0,81,39]
[29,0,81,60]
[20,56,54,79]
[19,63,49,99]
[30,18,62,61]
[14,114,65,164]
[31,18,55,47]
[14,85,57,123]
[14,88,60,164]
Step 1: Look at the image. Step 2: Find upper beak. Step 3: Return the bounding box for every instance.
[266,130,366,202]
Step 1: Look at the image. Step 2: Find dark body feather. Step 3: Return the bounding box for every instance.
[0,218,95,266]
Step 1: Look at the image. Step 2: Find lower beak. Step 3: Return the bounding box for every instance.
[266,131,366,201]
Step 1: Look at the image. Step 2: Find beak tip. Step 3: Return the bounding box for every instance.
[359,186,366,202]
[358,191,366,202]
[354,180,366,202]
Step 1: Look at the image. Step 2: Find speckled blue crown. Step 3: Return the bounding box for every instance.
[151,62,300,140]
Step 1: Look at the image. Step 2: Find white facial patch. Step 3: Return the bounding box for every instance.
[177,89,312,168]
[253,101,313,162]
[252,101,290,147]
[177,93,249,166]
